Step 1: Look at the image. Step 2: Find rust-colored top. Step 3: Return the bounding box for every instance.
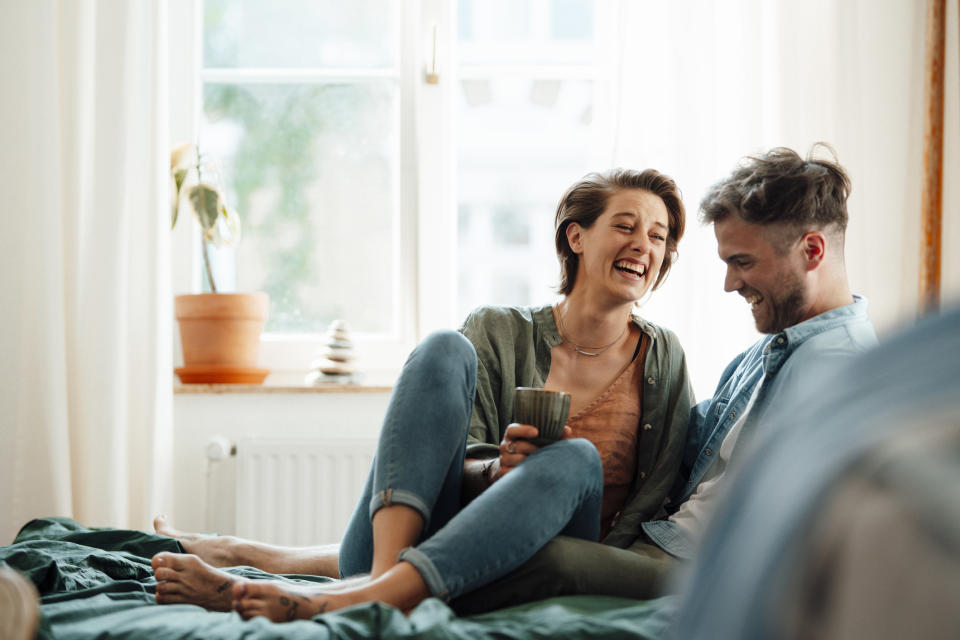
[568,333,650,538]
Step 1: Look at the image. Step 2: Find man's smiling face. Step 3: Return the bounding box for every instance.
[714,215,811,334]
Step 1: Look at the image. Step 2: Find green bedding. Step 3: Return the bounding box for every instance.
[1,518,677,639]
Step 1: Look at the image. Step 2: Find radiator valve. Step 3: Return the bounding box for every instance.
[205,436,236,461]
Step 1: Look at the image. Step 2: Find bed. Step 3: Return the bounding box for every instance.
[1,517,678,639]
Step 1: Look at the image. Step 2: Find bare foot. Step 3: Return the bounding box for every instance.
[233,562,430,622]
[233,581,357,622]
[152,552,241,611]
[153,514,340,577]
[153,515,238,567]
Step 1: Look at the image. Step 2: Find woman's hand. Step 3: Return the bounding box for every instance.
[492,424,574,481]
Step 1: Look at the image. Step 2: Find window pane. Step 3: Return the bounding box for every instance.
[457,0,592,65]
[202,82,397,334]
[204,0,396,69]
[458,0,532,43]
[456,77,593,321]
[550,0,593,39]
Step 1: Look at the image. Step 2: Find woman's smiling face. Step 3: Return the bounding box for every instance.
[566,188,670,304]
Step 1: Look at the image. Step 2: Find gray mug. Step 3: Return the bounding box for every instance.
[512,387,572,446]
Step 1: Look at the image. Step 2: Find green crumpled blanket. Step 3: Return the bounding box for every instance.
[1,518,677,639]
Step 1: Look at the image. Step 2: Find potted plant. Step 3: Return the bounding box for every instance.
[170,143,269,384]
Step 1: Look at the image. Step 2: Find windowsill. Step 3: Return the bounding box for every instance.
[174,382,393,395]
[172,366,399,395]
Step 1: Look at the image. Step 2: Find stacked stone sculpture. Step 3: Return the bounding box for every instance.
[305,320,361,384]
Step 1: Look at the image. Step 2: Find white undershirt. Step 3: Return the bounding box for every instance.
[668,380,764,543]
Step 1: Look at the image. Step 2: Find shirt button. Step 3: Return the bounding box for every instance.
[639,472,646,480]
[705,448,712,455]
[647,376,656,384]
[729,411,736,419]
[776,337,785,344]
[643,423,653,431]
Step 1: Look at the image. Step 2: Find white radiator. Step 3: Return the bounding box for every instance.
[206,437,376,547]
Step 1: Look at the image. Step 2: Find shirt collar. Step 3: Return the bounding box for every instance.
[761,295,869,375]
[781,295,868,345]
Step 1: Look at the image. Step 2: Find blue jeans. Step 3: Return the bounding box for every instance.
[338,330,603,600]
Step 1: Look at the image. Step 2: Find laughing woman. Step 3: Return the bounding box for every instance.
[151,169,693,620]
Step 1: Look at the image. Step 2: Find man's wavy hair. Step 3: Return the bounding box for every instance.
[554,168,686,296]
[699,144,851,253]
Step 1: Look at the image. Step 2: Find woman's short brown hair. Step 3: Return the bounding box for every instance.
[554,168,686,295]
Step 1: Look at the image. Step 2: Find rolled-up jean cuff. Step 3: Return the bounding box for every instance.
[368,489,432,528]
[397,547,450,600]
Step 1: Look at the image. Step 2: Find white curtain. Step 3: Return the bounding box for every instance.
[0,1,172,544]
[601,0,934,399]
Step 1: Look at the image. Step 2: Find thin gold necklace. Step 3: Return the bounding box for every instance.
[555,304,627,357]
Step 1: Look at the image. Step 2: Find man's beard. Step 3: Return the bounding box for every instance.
[756,271,808,334]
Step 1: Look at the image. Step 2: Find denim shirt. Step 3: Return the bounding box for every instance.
[671,305,960,640]
[642,296,878,558]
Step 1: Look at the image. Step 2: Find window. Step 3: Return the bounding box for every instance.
[454,0,600,320]
[170,0,612,381]
[201,0,404,339]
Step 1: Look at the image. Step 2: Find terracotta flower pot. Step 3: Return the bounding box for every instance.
[174,293,269,383]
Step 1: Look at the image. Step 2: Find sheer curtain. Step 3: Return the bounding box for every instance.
[601,0,930,399]
[0,1,172,544]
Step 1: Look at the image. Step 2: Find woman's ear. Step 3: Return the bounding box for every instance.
[566,222,584,254]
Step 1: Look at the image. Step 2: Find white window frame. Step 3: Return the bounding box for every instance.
[168,0,458,384]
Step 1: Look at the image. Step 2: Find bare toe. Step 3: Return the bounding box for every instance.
[153,515,176,537]
[151,551,176,572]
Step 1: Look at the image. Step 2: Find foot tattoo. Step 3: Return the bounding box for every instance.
[233,581,339,622]
[279,596,297,621]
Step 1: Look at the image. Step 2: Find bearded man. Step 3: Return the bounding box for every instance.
[641,144,879,558]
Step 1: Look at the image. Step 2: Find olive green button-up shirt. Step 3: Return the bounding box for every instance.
[459,304,694,548]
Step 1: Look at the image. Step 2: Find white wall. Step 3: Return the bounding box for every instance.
[615,0,960,400]
[171,391,390,534]
[837,0,960,332]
